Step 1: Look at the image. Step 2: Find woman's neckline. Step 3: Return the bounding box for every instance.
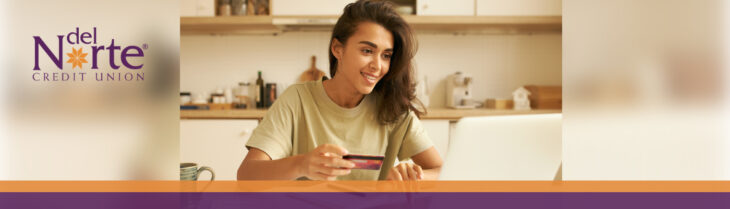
[315,78,369,115]
[321,78,367,109]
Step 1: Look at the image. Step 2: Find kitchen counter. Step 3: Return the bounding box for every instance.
[180,108,561,121]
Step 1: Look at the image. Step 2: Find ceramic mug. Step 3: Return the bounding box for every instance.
[180,162,215,181]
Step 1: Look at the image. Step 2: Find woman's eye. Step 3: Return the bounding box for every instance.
[383,54,392,59]
[361,49,373,54]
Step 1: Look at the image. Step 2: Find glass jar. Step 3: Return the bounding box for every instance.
[180,92,192,105]
[235,82,250,109]
[232,0,247,15]
[218,0,232,16]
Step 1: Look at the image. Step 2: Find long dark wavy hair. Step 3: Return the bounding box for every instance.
[328,0,423,125]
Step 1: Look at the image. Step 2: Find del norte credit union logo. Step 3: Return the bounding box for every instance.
[32,27,146,82]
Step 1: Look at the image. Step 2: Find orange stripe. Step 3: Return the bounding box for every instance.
[1,181,730,192]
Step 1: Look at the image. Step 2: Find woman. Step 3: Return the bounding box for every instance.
[237,0,442,181]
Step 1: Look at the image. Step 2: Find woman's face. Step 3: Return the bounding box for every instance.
[332,21,394,95]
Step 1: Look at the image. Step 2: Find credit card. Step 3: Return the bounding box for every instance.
[343,154,385,170]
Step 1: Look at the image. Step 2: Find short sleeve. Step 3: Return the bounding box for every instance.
[395,111,434,160]
[245,86,301,160]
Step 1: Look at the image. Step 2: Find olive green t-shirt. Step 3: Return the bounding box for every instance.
[245,79,433,180]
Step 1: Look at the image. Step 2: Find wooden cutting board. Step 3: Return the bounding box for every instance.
[298,55,327,82]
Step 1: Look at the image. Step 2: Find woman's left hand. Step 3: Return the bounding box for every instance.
[386,162,423,181]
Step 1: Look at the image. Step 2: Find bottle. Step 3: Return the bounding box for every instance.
[256,71,264,108]
[218,0,232,16]
[246,0,255,16]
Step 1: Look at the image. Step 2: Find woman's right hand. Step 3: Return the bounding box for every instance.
[297,144,355,180]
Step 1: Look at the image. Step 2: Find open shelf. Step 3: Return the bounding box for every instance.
[181,15,561,35]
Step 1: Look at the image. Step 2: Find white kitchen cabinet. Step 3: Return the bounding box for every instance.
[476,0,561,16]
[417,0,475,16]
[421,120,450,160]
[180,119,258,180]
[272,0,355,15]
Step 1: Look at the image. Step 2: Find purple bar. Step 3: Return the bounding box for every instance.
[1,192,729,209]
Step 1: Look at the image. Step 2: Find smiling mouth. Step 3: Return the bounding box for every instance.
[361,72,377,84]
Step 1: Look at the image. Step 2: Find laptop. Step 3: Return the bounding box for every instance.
[439,113,562,180]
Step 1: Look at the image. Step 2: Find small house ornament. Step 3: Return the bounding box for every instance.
[513,86,531,110]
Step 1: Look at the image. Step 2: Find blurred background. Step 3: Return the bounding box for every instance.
[0,0,180,180]
[563,0,729,180]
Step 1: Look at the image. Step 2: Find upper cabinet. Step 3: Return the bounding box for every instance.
[180,0,562,35]
[181,0,563,17]
[417,0,475,16]
[476,0,562,16]
[272,0,352,15]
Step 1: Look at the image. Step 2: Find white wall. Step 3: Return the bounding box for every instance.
[180,32,562,107]
[476,0,562,16]
[563,0,729,180]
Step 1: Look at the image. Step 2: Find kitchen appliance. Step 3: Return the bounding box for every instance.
[446,72,476,109]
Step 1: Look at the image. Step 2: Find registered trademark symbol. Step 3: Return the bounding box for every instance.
[142,44,148,49]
